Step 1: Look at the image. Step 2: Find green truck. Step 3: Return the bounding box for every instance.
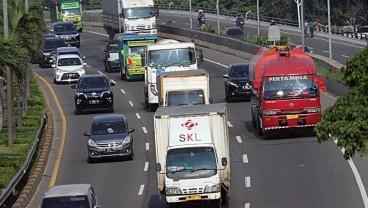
[117,34,158,81]
[49,0,83,32]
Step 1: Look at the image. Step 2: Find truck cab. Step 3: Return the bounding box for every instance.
[49,0,83,32]
[121,0,157,34]
[144,40,204,111]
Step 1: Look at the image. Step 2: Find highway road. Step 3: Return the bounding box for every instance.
[157,11,366,66]
[28,25,368,208]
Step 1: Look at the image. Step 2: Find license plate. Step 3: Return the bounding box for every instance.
[287,114,298,119]
[186,195,201,201]
[104,148,115,152]
[89,100,99,104]
[68,74,75,77]
[242,86,250,90]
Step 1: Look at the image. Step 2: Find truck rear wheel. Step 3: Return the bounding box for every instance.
[256,115,263,136]
[210,199,222,208]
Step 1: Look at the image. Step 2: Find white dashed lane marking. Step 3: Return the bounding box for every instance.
[245,177,251,188]
[227,121,234,128]
[236,136,242,143]
[120,89,126,94]
[144,162,149,171]
[136,113,141,119]
[244,203,250,208]
[129,101,134,107]
[243,154,248,163]
[145,143,149,151]
[138,185,145,195]
[142,127,148,134]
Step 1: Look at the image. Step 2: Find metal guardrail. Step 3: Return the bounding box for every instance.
[0,111,46,206]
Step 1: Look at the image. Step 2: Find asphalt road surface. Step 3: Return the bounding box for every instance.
[28,25,368,208]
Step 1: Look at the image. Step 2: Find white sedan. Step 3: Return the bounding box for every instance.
[52,54,86,84]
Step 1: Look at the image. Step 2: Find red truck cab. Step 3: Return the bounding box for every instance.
[249,46,326,139]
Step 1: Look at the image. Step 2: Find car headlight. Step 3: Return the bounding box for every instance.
[228,81,238,87]
[102,90,112,97]
[122,136,131,144]
[165,187,182,196]
[76,92,85,97]
[43,52,51,56]
[88,139,97,147]
[74,33,79,37]
[78,68,85,73]
[204,184,221,193]
[306,107,320,113]
[263,110,277,116]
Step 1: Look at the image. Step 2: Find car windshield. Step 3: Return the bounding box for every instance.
[45,39,66,49]
[123,7,155,19]
[166,147,217,174]
[61,8,81,16]
[54,24,76,32]
[167,90,205,106]
[108,44,119,53]
[41,195,89,208]
[91,120,126,135]
[230,65,249,78]
[148,48,196,67]
[263,75,318,100]
[57,57,82,66]
[77,77,109,89]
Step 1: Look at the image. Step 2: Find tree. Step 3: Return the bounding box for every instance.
[315,46,368,159]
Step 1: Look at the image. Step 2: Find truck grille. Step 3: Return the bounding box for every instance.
[136,25,151,30]
[181,187,204,194]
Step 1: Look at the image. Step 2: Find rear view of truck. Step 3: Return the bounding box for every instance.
[157,69,211,107]
[154,103,230,208]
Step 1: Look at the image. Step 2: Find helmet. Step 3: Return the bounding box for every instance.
[199,9,203,13]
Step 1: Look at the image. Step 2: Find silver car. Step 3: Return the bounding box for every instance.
[40,184,101,208]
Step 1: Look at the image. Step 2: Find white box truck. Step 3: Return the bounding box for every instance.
[144,39,204,111]
[102,0,157,39]
[154,103,230,208]
[157,69,212,107]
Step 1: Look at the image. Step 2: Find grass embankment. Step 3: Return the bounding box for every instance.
[0,72,45,190]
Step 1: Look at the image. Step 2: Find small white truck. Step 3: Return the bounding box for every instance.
[154,103,230,208]
[102,0,157,39]
[144,39,204,111]
[157,69,211,107]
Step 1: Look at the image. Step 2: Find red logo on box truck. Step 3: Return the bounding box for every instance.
[169,117,212,146]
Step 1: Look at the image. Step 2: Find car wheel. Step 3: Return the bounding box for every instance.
[228,94,234,103]
[225,91,229,101]
[87,156,95,163]
[104,61,108,72]
[108,106,114,113]
[125,70,130,82]
[74,109,81,115]
[53,77,58,84]
[76,43,80,48]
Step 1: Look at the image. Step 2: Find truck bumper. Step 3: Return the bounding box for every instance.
[166,192,221,203]
[262,113,321,130]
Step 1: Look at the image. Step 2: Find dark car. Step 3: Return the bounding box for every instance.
[223,63,252,102]
[226,27,244,38]
[84,114,135,163]
[102,40,120,73]
[39,35,66,68]
[50,22,80,48]
[71,74,115,115]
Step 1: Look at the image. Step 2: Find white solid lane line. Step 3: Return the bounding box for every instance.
[145,143,149,151]
[97,71,103,74]
[138,185,145,195]
[236,136,242,143]
[120,88,125,94]
[242,154,248,163]
[129,101,134,107]
[136,113,141,119]
[204,58,227,68]
[333,140,368,207]
[144,162,149,171]
[227,121,234,127]
[142,127,148,134]
[245,177,251,188]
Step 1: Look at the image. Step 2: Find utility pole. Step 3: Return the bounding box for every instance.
[189,0,192,29]
[216,0,220,34]
[25,0,29,14]
[301,0,305,49]
[327,0,332,59]
[3,0,14,146]
[257,0,260,36]
[294,0,301,28]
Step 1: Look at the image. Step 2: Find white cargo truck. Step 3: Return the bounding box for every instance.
[102,0,157,39]
[157,69,211,107]
[154,103,230,208]
[144,39,204,111]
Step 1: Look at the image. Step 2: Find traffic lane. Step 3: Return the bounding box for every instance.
[34,35,152,208]
[158,13,364,65]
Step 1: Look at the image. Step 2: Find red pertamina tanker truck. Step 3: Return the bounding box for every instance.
[249,45,327,139]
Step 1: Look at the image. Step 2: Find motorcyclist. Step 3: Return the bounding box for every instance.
[236,14,244,25]
[198,9,205,25]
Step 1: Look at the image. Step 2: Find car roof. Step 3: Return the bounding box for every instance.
[230,63,250,68]
[53,22,74,26]
[43,184,91,198]
[57,47,79,52]
[58,54,82,59]
[92,114,126,123]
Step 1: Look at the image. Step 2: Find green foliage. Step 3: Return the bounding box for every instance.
[315,45,368,159]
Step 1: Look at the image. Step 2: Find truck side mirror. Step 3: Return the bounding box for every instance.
[320,85,327,92]
[198,49,204,63]
[221,157,227,167]
[83,131,90,136]
[223,74,229,79]
[252,89,258,95]
[141,53,146,66]
[155,163,162,172]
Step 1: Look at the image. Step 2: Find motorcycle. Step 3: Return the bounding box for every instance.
[236,18,245,30]
[198,16,206,26]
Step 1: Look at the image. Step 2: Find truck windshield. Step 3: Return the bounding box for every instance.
[149,48,196,67]
[61,8,81,16]
[167,90,205,106]
[166,147,217,179]
[263,75,318,100]
[123,7,156,19]
[41,195,89,208]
